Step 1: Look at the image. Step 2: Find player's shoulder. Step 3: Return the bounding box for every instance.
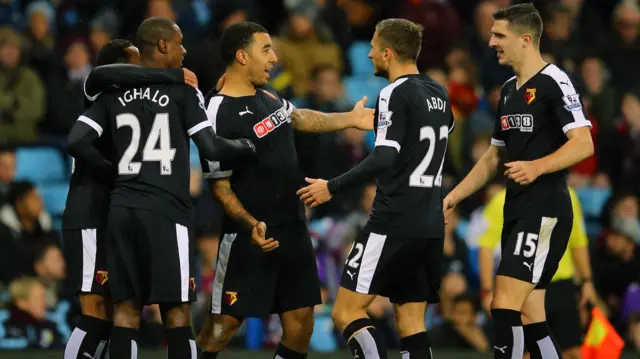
[501,76,517,90]
[538,64,580,93]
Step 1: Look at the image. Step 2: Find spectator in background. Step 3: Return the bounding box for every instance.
[42,40,91,136]
[0,26,45,145]
[0,145,16,204]
[629,313,640,351]
[32,241,66,308]
[540,2,579,73]
[442,208,473,286]
[0,181,57,284]
[23,1,55,79]
[430,293,491,353]
[276,8,343,97]
[580,55,618,134]
[88,9,119,61]
[0,277,65,349]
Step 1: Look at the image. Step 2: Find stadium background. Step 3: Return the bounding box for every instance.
[0,0,638,356]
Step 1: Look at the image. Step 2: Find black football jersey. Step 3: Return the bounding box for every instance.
[86,84,211,226]
[493,64,592,220]
[200,86,305,232]
[365,74,454,238]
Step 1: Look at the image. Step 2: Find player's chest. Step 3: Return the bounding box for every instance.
[499,86,550,135]
[233,103,294,149]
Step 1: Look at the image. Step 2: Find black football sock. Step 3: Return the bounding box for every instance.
[109,326,138,359]
[343,318,388,359]
[491,309,525,359]
[64,315,110,359]
[201,352,219,359]
[523,321,562,359]
[166,326,197,359]
[273,343,307,358]
[96,319,111,359]
[400,331,432,359]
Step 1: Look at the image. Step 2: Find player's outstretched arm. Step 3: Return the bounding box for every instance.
[290,96,374,132]
[444,145,503,212]
[209,178,279,252]
[84,65,196,100]
[67,122,112,175]
[191,127,256,162]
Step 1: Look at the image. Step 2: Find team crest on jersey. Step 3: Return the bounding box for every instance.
[377,111,392,129]
[225,291,238,306]
[562,94,582,111]
[190,277,196,292]
[500,114,534,132]
[253,106,290,138]
[524,88,536,105]
[95,270,108,285]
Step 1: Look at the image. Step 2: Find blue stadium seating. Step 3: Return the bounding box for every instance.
[15,147,67,185]
[343,76,388,106]
[39,183,69,217]
[348,41,374,77]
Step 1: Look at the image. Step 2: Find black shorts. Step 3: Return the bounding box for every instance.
[545,279,582,350]
[340,229,444,304]
[210,221,321,317]
[62,229,109,296]
[497,216,572,289]
[106,206,197,305]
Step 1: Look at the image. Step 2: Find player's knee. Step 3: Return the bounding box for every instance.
[160,303,191,328]
[197,315,242,351]
[282,309,314,344]
[331,304,351,329]
[394,313,425,338]
[113,301,142,328]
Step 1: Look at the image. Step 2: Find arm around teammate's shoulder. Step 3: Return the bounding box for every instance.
[191,126,256,162]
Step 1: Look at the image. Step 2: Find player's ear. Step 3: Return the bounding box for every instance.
[522,34,531,47]
[236,49,248,66]
[158,39,169,54]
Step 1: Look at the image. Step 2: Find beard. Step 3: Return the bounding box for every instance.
[374,66,388,79]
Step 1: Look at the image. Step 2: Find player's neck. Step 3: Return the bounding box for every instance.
[514,51,546,90]
[387,63,419,83]
[218,70,257,97]
[140,56,166,69]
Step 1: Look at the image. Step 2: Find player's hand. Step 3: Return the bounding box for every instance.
[350,96,375,130]
[504,161,541,185]
[296,177,332,208]
[182,68,198,89]
[239,138,257,155]
[215,72,227,92]
[251,221,279,252]
[580,281,598,308]
[442,192,458,225]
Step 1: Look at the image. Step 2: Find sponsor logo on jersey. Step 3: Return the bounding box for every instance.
[225,291,238,306]
[377,111,392,129]
[562,94,582,111]
[253,106,291,138]
[95,270,108,285]
[500,114,534,132]
[524,88,536,105]
[190,277,196,292]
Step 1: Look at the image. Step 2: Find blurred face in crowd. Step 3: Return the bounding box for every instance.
[311,68,342,103]
[622,93,640,128]
[613,195,639,219]
[451,299,475,326]
[35,246,66,280]
[581,57,604,94]
[147,0,176,22]
[0,151,16,185]
[369,31,391,78]
[546,10,572,41]
[290,13,314,40]
[90,28,112,54]
[16,282,47,320]
[605,232,633,259]
[242,32,277,88]
[0,41,21,68]
[16,188,43,221]
[64,42,91,70]
[489,19,530,67]
[220,10,247,33]
[475,2,500,42]
[615,5,640,45]
[29,11,49,41]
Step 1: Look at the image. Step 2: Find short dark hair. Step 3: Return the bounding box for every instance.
[8,180,36,206]
[95,39,134,66]
[0,144,16,155]
[309,64,338,82]
[375,18,424,63]
[220,22,268,66]
[452,293,476,309]
[135,17,177,55]
[493,3,543,45]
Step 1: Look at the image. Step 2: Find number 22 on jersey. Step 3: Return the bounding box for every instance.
[409,125,449,188]
[116,113,176,175]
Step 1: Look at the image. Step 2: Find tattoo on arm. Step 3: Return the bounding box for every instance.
[291,108,352,133]
[210,178,257,230]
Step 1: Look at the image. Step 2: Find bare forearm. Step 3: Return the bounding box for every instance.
[571,246,592,281]
[210,181,258,231]
[451,146,501,203]
[478,247,495,290]
[534,130,594,175]
[291,108,353,132]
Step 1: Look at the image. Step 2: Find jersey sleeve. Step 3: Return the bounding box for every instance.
[568,188,588,249]
[477,191,506,249]
[374,81,408,152]
[200,95,234,179]
[181,86,213,137]
[544,70,592,134]
[491,87,507,147]
[261,86,296,116]
[77,97,109,137]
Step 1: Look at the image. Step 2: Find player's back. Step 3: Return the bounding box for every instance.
[101,84,201,226]
[367,74,453,238]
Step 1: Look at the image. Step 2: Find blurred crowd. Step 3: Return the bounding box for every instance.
[0,0,638,354]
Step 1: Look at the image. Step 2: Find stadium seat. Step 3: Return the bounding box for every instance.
[343,76,387,106]
[39,183,69,217]
[348,41,374,76]
[15,147,67,185]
